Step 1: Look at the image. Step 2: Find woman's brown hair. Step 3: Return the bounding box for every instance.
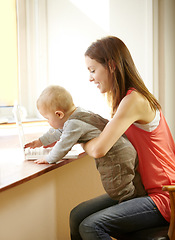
[85,36,161,117]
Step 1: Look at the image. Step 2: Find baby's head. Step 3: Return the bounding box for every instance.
[37,85,75,116]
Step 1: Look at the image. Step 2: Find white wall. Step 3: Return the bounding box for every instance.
[46,0,153,117]
[17,0,153,119]
[153,0,175,138]
[161,0,175,138]
[17,0,175,137]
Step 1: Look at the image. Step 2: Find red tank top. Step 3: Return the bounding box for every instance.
[125,90,175,222]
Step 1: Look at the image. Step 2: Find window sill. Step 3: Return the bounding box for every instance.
[0,153,85,192]
[0,122,85,192]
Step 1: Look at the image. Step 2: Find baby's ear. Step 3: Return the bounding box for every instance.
[55,110,64,119]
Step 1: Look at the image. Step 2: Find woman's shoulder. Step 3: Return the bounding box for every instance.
[124,90,156,124]
[113,90,144,125]
[124,89,146,108]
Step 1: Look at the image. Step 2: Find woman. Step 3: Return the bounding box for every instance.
[70,36,175,240]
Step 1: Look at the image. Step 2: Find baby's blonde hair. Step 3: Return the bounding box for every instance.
[37,85,74,113]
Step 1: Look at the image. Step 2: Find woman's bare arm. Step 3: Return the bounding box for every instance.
[83,91,155,158]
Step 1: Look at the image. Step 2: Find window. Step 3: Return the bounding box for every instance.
[16,0,153,121]
[0,0,18,123]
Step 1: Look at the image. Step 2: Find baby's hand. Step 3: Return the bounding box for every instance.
[34,158,48,164]
[24,139,42,149]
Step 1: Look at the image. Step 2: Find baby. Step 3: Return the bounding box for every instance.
[25,85,146,202]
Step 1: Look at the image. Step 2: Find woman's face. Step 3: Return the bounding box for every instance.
[85,56,112,93]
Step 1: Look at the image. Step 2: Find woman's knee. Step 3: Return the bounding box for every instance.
[70,197,104,229]
[79,216,99,239]
[70,201,92,233]
[70,204,82,231]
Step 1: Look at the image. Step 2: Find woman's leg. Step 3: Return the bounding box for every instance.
[70,194,118,240]
[78,196,169,240]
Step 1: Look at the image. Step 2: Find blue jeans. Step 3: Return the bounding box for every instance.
[69,194,169,240]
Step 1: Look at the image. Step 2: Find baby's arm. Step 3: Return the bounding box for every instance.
[25,139,48,163]
[39,128,62,146]
[24,139,43,149]
[25,128,61,149]
[45,120,83,164]
[33,120,84,164]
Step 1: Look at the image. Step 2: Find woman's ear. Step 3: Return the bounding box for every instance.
[108,60,116,73]
[55,110,64,119]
